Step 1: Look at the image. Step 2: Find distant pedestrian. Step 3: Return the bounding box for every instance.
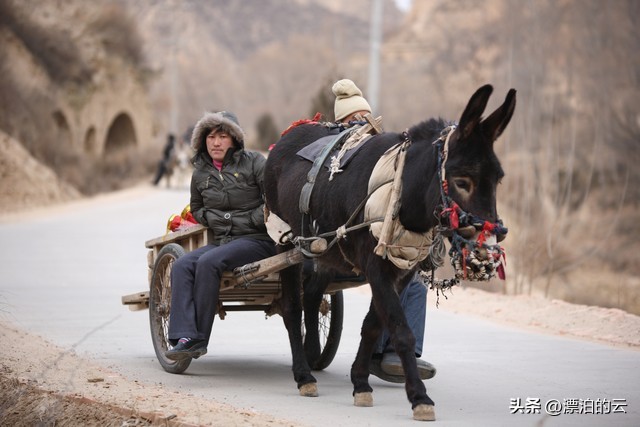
[152,134,176,186]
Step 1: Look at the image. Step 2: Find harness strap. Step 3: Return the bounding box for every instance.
[299,128,352,215]
[295,178,392,257]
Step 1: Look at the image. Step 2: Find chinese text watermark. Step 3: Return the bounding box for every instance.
[509,397,627,416]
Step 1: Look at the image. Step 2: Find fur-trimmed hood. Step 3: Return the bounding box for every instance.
[191,111,245,151]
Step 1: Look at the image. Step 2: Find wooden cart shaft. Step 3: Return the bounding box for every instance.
[122,224,364,311]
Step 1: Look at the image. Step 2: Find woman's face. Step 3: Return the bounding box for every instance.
[205,129,234,162]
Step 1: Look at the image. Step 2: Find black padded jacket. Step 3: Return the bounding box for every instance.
[190,148,270,243]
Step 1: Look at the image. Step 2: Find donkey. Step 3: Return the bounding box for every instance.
[264,85,516,421]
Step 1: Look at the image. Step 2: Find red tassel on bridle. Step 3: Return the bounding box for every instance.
[442,201,460,230]
[476,221,495,246]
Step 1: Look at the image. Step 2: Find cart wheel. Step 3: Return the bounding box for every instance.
[310,291,344,370]
[149,243,191,374]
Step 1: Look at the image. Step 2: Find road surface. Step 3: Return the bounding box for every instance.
[0,186,638,426]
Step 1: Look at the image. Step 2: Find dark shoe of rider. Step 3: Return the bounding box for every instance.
[380,352,437,380]
[369,355,405,383]
[165,338,207,361]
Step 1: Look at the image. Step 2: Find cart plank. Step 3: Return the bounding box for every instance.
[121,291,149,311]
[144,224,211,249]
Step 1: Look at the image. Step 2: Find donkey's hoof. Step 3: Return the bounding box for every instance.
[299,383,318,397]
[413,404,435,421]
[353,392,373,407]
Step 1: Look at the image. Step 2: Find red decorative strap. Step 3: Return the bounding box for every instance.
[280,112,323,136]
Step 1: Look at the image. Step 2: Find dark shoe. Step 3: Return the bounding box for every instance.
[165,339,207,361]
[369,357,405,383]
[381,353,437,380]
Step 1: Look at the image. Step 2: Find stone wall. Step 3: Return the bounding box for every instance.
[0,0,157,163]
[54,68,156,158]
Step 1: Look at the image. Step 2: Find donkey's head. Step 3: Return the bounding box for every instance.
[436,85,516,280]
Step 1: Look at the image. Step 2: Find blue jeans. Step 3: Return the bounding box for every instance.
[374,273,427,357]
[168,237,276,345]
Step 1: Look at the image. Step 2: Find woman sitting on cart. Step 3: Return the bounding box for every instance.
[166,111,276,361]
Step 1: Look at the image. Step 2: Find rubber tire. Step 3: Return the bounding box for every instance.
[149,243,191,374]
[309,290,344,370]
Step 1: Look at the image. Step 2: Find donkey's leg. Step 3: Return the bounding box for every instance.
[380,286,435,420]
[280,264,318,396]
[351,300,383,407]
[368,266,435,420]
[302,270,323,367]
[302,267,332,368]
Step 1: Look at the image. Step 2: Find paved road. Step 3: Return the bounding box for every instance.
[1,186,638,427]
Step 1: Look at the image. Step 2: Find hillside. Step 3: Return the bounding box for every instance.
[0,0,638,316]
[0,131,80,214]
[124,0,403,142]
[0,0,156,196]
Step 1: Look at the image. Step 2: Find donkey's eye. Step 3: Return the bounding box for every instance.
[453,177,473,195]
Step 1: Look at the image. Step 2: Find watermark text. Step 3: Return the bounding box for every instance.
[509,397,627,416]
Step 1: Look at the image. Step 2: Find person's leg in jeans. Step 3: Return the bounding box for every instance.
[370,273,436,381]
[167,244,218,345]
[193,237,276,346]
[167,238,275,360]
[375,277,426,356]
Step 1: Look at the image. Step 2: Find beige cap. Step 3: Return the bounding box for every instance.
[332,79,372,121]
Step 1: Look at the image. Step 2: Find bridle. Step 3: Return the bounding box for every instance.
[428,124,508,286]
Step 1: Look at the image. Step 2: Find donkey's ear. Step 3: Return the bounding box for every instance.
[481,89,516,142]
[458,85,493,139]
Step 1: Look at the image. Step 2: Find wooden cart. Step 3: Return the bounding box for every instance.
[122,224,365,374]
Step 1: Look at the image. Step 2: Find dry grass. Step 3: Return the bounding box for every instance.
[0,374,154,427]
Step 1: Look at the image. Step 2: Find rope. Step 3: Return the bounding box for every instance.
[439,125,455,183]
[296,217,383,258]
[329,132,372,180]
[418,268,460,308]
